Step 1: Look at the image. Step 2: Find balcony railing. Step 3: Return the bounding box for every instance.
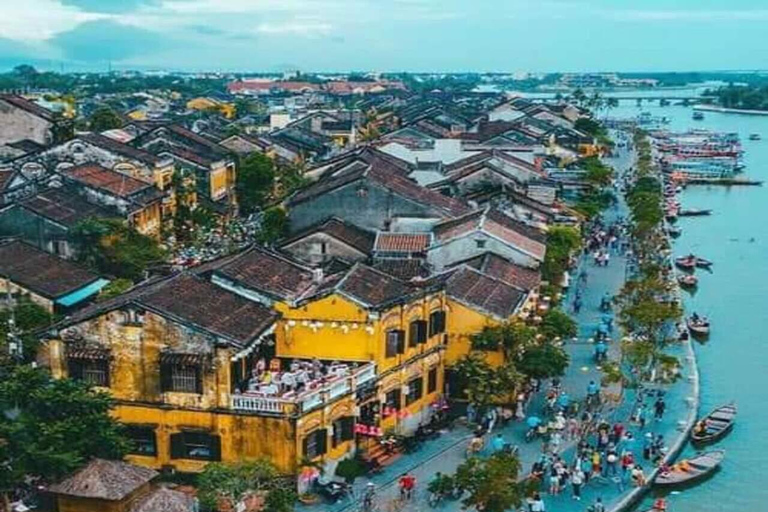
[231,362,377,415]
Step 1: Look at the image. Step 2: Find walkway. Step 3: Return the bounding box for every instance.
[298,141,698,512]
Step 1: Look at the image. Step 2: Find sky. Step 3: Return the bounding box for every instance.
[0,0,767,73]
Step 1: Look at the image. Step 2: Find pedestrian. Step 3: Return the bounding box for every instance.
[592,497,606,512]
[549,466,560,495]
[591,450,602,477]
[530,492,546,512]
[654,397,666,420]
[605,446,619,476]
[571,469,584,500]
[398,472,415,500]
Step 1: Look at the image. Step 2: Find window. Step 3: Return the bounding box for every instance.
[161,363,202,394]
[303,429,328,459]
[475,239,487,249]
[427,367,438,394]
[320,242,328,255]
[385,388,402,411]
[68,358,110,387]
[408,320,427,347]
[429,311,446,337]
[406,377,424,406]
[126,426,157,456]
[170,431,221,461]
[332,417,355,448]
[385,329,405,358]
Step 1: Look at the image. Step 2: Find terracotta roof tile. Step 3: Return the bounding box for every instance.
[0,240,100,299]
[49,459,157,501]
[0,94,55,122]
[20,187,113,227]
[64,164,152,197]
[336,264,412,308]
[130,487,195,512]
[374,233,431,253]
[446,266,526,319]
[454,253,541,291]
[280,217,375,255]
[80,133,163,165]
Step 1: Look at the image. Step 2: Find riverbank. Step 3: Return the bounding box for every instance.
[693,104,768,116]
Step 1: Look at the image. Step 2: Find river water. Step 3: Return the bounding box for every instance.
[609,103,768,512]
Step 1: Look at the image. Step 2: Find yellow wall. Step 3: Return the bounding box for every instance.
[444,299,504,366]
[131,202,162,237]
[0,277,54,313]
[209,165,232,201]
[55,485,149,512]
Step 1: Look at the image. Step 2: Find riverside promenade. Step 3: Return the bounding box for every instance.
[300,141,699,512]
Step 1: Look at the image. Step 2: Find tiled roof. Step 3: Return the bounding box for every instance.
[130,487,195,512]
[445,266,526,319]
[336,264,412,309]
[280,217,375,255]
[49,459,157,501]
[80,133,163,165]
[0,240,100,299]
[20,187,113,227]
[374,232,431,253]
[64,164,152,197]
[139,274,279,347]
[0,171,12,192]
[7,139,45,154]
[433,207,546,261]
[214,245,317,302]
[372,259,431,281]
[0,94,55,122]
[453,252,541,291]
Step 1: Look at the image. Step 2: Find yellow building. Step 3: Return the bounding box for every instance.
[186,97,236,119]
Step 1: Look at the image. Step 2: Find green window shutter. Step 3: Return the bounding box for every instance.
[170,432,184,459]
[317,428,328,455]
[210,435,222,461]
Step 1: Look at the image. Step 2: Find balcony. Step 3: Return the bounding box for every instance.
[231,361,377,416]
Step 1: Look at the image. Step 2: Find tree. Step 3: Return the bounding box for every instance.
[259,207,288,244]
[452,353,521,407]
[196,460,291,512]
[471,322,537,359]
[97,278,134,301]
[541,226,581,285]
[539,309,577,340]
[88,106,123,132]
[517,343,570,380]
[0,299,55,365]
[454,452,532,512]
[71,218,166,281]
[236,153,276,214]
[0,366,129,493]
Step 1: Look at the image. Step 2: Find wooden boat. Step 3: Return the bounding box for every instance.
[695,257,713,269]
[691,403,737,444]
[679,209,712,217]
[675,255,697,270]
[654,450,724,487]
[692,111,705,121]
[668,226,682,238]
[678,274,698,288]
[687,315,710,336]
[749,133,761,141]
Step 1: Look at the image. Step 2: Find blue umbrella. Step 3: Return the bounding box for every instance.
[527,416,542,428]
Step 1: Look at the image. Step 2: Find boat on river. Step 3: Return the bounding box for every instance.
[675,255,697,270]
[679,208,712,217]
[693,111,705,121]
[668,226,682,238]
[654,450,725,487]
[749,133,761,141]
[691,403,737,444]
[678,274,698,288]
[695,257,713,269]
[687,315,711,337]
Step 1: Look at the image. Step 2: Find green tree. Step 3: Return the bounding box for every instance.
[88,106,124,132]
[0,299,55,364]
[97,278,134,301]
[541,226,581,285]
[471,322,537,359]
[0,366,129,493]
[259,207,288,244]
[516,343,570,380]
[236,153,276,214]
[196,460,289,512]
[539,309,578,340]
[454,452,531,512]
[71,218,166,281]
[451,353,521,407]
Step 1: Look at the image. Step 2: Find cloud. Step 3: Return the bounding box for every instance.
[60,0,160,13]
[0,0,106,42]
[255,20,333,37]
[51,19,170,62]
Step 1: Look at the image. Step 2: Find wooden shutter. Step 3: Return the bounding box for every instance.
[417,320,427,344]
[210,435,222,461]
[160,364,172,392]
[395,330,406,354]
[341,417,354,441]
[428,367,438,394]
[302,435,311,458]
[170,433,184,459]
[194,365,203,394]
[316,429,328,456]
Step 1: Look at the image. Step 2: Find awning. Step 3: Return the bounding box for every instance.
[66,346,111,360]
[56,278,110,308]
[160,352,207,366]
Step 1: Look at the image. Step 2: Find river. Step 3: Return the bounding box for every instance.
[610,103,768,512]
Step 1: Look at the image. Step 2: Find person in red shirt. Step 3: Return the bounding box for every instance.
[399,472,416,500]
